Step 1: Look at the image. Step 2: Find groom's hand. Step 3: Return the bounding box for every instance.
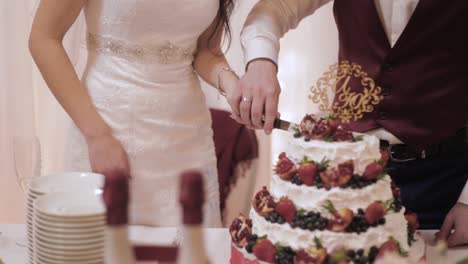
[436,203,468,247]
[230,59,280,134]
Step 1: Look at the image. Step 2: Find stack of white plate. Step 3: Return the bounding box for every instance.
[33,192,106,264]
[26,188,39,263]
[26,172,104,264]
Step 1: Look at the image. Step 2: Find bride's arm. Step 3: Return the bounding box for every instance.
[29,0,111,139]
[29,0,130,175]
[193,17,240,102]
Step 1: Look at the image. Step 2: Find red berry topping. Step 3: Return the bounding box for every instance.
[404,212,420,232]
[323,200,354,232]
[365,202,386,225]
[311,119,333,140]
[362,162,383,180]
[278,152,288,160]
[327,119,342,133]
[275,152,297,181]
[300,114,318,138]
[294,250,317,264]
[253,187,276,217]
[328,208,354,232]
[377,239,399,259]
[391,181,401,198]
[319,160,354,188]
[298,162,318,186]
[338,160,354,177]
[229,214,253,248]
[252,238,277,263]
[333,126,353,142]
[380,148,390,167]
[275,197,297,224]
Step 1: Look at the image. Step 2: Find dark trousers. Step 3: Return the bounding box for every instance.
[387,140,468,229]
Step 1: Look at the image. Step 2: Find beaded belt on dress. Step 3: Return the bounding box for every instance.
[86,33,194,64]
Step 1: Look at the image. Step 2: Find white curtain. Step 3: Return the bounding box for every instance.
[0,0,75,223]
[1,0,38,223]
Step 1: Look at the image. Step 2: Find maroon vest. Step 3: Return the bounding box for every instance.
[333,0,468,147]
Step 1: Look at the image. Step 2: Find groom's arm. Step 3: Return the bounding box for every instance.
[230,0,331,134]
[242,0,331,68]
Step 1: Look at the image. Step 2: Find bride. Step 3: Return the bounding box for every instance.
[29,0,239,227]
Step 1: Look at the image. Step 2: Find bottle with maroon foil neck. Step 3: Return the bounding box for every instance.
[177,171,210,264]
[102,171,136,264]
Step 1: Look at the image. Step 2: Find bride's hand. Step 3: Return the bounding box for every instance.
[221,70,240,100]
[85,134,131,177]
[221,71,246,124]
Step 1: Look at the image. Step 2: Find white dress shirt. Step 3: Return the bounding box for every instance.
[241,0,468,205]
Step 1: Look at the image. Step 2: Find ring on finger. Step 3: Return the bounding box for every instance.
[241,96,251,103]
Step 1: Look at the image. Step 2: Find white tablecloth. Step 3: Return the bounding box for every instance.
[0,224,467,264]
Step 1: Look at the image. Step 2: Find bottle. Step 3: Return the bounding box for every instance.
[177,171,210,264]
[102,170,136,264]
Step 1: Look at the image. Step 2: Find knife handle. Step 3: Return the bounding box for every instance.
[273,118,281,129]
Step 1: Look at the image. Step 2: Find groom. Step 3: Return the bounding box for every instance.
[228,0,468,246]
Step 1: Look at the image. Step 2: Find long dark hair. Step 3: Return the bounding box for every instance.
[209,0,235,50]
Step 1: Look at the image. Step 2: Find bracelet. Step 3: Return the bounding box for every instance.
[216,67,237,99]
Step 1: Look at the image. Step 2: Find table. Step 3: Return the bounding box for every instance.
[0,224,467,263]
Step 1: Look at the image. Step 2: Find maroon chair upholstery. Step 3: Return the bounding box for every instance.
[210,108,259,218]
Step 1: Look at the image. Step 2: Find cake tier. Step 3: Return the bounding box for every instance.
[250,208,410,252]
[286,133,381,175]
[230,233,426,264]
[270,174,394,213]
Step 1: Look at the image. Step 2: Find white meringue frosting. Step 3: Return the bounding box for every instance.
[250,209,410,252]
[286,133,381,175]
[270,174,394,214]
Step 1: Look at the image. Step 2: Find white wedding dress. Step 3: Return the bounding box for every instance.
[64,0,222,227]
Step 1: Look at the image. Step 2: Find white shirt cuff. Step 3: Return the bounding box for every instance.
[458,180,468,205]
[242,36,279,69]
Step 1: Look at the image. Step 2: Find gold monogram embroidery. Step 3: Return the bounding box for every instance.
[309,61,383,123]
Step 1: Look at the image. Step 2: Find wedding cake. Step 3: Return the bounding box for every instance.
[230,114,422,264]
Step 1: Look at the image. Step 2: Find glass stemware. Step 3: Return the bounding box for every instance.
[13,137,41,193]
[12,136,41,260]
